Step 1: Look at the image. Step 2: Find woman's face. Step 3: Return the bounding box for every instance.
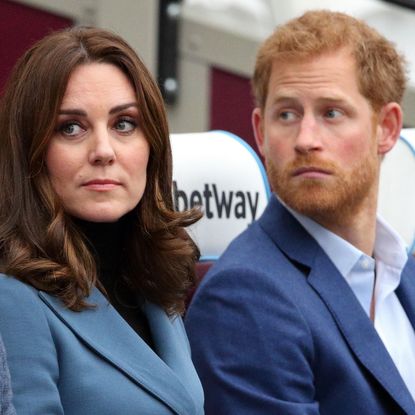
[46,62,150,222]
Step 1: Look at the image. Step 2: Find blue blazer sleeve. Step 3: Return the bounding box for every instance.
[0,276,64,414]
[0,334,15,415]
[186,266,320,415]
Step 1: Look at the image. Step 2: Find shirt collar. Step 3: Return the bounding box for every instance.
[285,204,361,277]
[374,215,408,271]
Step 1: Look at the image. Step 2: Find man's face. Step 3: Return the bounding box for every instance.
[253,49,383,224]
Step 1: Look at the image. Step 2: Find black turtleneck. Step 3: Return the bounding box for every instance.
[74,216,154,350]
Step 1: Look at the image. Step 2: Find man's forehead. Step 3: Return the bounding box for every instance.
[269,94,350,105]
[270,47,355,70]
[267,50,359,94]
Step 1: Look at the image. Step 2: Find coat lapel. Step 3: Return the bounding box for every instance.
[259,196,415,413]
[144,302,194,378]
[38,288,198,415]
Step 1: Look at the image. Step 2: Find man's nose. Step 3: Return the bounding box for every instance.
[294,115,323,154]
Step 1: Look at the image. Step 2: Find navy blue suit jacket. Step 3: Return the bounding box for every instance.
[0,275,204,415]
[186,196,415,414]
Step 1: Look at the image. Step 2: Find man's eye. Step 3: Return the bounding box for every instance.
[279,111,297,121]
[325,109,342,119]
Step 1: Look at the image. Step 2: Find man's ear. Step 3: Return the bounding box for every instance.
[377,102,403,156]
[252,107,265,157]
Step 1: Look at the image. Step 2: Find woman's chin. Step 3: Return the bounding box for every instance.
[69,207,131,223]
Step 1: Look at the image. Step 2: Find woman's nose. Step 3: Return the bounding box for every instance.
[88,129,116,165]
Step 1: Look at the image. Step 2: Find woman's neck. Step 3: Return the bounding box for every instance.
[74,215,155,348]
[73,216,129,289]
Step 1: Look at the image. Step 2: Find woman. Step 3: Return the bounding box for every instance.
[0,27,204,414]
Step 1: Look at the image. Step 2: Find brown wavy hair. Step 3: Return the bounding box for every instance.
[253,10,407,112]
[0,26,201,315]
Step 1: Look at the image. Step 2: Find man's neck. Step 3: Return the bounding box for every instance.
[311,199,378,256]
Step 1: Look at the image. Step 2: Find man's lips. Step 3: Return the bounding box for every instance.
[82,179,121,190]
[292,166,333,178]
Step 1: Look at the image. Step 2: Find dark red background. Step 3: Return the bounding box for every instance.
[210,67,257,153]
[0,1,255,148]
[0,0,72,94]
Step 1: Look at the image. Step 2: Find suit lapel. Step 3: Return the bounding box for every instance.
[259,196,415,413]
[308,253,415,413]
[38,288,197,415]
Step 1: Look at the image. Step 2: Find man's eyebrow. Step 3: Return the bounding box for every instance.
[272,95,296,102]
[269,95,350,106]
[317,96,350,104]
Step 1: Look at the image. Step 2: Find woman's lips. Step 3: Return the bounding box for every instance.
[82,179,121,191]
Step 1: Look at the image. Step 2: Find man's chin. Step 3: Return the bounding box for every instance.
[277,185,345,220]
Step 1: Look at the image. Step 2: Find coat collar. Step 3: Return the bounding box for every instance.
[38,288,200,415]
[258,195,415,413]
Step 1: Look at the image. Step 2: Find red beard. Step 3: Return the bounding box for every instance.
[266,152,378,223]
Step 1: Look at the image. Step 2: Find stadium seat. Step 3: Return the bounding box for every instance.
[170,130,271,299]
[378,128,415,254]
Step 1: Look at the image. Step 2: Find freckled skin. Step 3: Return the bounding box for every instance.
[46,63,150,222]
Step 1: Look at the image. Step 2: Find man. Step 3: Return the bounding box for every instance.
[185,10,415,414]
[0,335,15,415]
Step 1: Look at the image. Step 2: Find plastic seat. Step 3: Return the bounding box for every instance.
[378,128,415,253]
[170,130,271,298]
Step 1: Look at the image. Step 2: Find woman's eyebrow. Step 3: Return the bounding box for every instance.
[109,102,138,114]
[58,108,86,116]
[58,102,138,117]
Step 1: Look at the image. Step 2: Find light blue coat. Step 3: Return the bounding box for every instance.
[0,334,15,415]
[0,274,204,415]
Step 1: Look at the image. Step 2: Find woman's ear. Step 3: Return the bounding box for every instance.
[377,102,403,156]
[252,107,265,157]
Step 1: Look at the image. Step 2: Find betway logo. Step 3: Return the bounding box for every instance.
[173,181,259,222]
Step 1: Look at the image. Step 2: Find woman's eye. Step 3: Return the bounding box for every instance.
[59,122,84,137]
[115,118,136,133]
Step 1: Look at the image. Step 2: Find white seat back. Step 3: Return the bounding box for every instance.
[379,128,415,253]
[171,130,271,260]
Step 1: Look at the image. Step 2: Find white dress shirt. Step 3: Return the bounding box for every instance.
[287,206,415,400]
